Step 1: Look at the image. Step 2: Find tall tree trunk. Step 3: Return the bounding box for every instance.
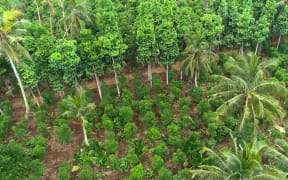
[35,1,41,24]
[180,71,183,80]
[7,54,30,115]
[82,121,90,146]
[36,87,43,104]
[255,42,259,55]
[148,63,152,87]
[194,75,198,87]
[30,88,40,107]
[166,64,169,85]
[93,67,103,99]
[277,35,282,49]
[112,58,120,97]
[0,107,3,115]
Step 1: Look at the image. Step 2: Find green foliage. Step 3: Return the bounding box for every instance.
[142,111,157,129]
[158,167,173,180]
[146,127,161,142]
[12,118,27,139]
[152,74,163,91]
[172,149,186,166]
[0,115,10,138]
[130,163,145,180]
[56,123,71,144]
[197,99,211,114]
[151,141,170,159]
[190,86,203,104]
[102,114,114,130]
[151,155,164,172]
[57,160,71,180]
[41,90,56,105]
[0,100,12,115]
[124,122,137,139]
[118,106,134,123]
[78,164,94,180]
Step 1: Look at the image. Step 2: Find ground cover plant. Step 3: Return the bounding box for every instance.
[1,0,288,179]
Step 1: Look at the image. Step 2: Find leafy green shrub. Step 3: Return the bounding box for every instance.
[34,108,49,122]
[119,106,134,123]
[179,98,190,112]
[152,74,163,91]
[160,108,173,125]
[78,164,94,180]
[0,115,10,138]
[197,99,211,114]
[134,100,153,115]
[151,141,170,158]
[126,151,140,165]
[223,116,237,130]
[130,163,145,180]
[124,122,137,139]
[190,86,203,104]
[102,114,114,130]
[275,68,288,85]
[103,138,118,154]
[57,160,71,180]
[158,167,173,180]
[37,121,50,137]
[129,140,144,156]
[107,154,120,171]
[147,127,161,142]
[42,90,56,105]
[172,149,186,166]
[27,159,45,178]
[56,123,71,144]
[171,86,181,100]
[173,168,192,180]
[181,114,192,128]
[0,100,12,115]
[183,132,204,166]
[27,136,47,160]
[104,104,117,118]
[151,155,164,172]
[142,111,157,128]
[12,118,27,139]
[271,129,285,139]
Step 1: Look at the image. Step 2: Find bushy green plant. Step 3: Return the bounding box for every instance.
[27,159,45,178]
[179,98,190,112]
[197,99,211,114]
[190,86,203,104]
[147,127,161,142]
[172,149,186,166]
[12,118,27,139]
[142,111,157,128]
[134,100,153,115]
[57,160,71,180]
[158,167,173,180]
[152,73,163,91]
[101,114,114,130]
[0,100,12,115]
[160,108,173,125]
[107,154,120,171]
[151,155,164,172]
[103,139,118,154]
[181,114,192,128]
[151,141,170,158]
[42,90,56,105]
[104,104,117,118]
[37,121,50,137]
[0,115,10,138]
[78,164,94,180]
[27,136,47,160]
[173,168,192,180]
[118,106,134,123]
[56,123,71,144]
[126,151,140,165]
[183,132,204,166]
[124,122,137,139]
[130,163,145,180]
[171,86,181,100]
[271,129,285,139]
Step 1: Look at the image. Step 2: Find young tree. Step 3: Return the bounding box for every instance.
[95,0,127,96]
[78,29,104,99]
[135,1,159,87]
[61,89,95,146]
[0,9,31,115]
[275,5,288,49]
[156,0,179,85]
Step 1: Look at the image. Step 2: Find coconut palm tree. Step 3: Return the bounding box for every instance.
[0,9,31,115]
[59,0,92,38]
[191,137,288,180]
[61,89,95,146]
[210,53,287,133]
[180,33,214,86]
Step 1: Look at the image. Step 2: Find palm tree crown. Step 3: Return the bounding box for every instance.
[210,53,287,132]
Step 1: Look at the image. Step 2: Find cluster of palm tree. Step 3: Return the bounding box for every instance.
[191,136,288,179]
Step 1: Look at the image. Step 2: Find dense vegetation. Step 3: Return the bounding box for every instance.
[1,0,288,179]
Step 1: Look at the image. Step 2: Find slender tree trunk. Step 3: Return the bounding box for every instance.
[255,42,259,55]
[49,12,53,35]
[93,67,102,99]
[81,122,90,146]
[194,75,198,87]
[35,1,41,24]
[277,35,282,49]
[180,71,183,80]
[7,54,30,115]
[112,58,120,97]
[0,107,3,115]
[148,63,152,87]
[60,90,65,98]
[36,87,43,104]
[30,88,40,107]
[166,64,169,85]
